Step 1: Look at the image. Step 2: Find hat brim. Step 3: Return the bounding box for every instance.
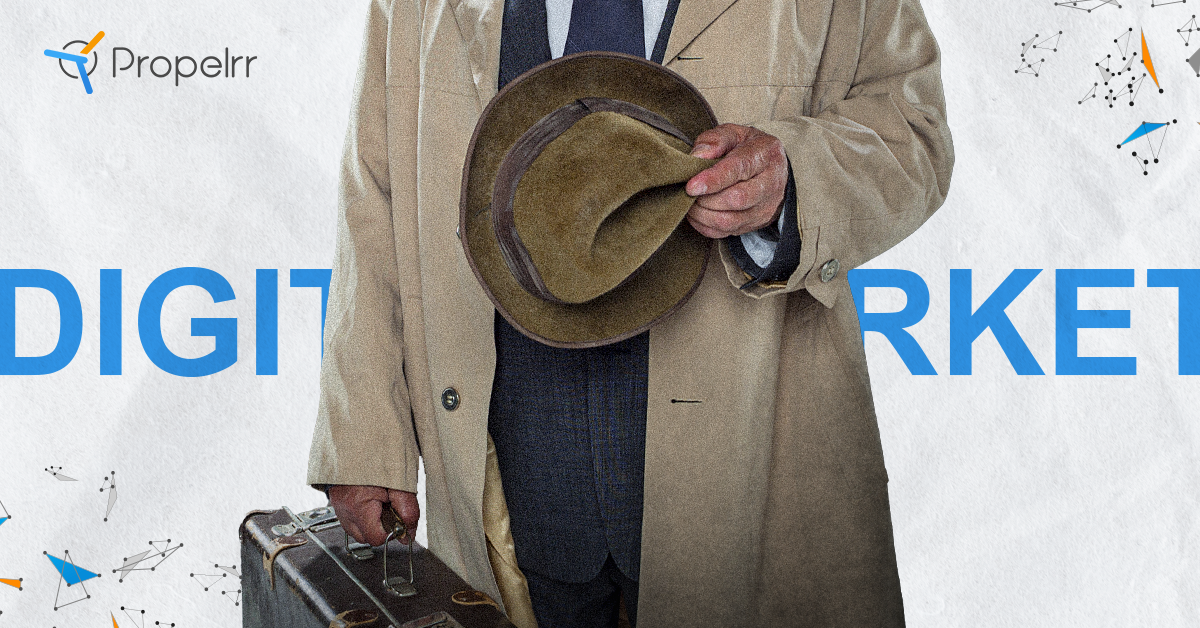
[460,52,718,348]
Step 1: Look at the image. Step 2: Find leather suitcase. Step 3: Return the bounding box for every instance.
[241,506,515,628]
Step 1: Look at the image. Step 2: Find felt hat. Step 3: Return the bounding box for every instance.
[460,52,719,348]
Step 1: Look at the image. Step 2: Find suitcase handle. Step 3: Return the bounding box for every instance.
[381,504,417,598]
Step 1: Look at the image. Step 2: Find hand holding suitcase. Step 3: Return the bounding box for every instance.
[242,506,516,628]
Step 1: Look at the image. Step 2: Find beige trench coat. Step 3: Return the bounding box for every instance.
[308,0,954,623]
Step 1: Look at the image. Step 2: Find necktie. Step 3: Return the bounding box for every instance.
[563,0,645,58]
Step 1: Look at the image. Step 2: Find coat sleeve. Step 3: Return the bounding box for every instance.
[307,0,420,494]
[719,0,954,308]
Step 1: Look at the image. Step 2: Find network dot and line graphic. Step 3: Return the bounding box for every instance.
[114,540,184,582]
[101,471,118,522]
[0,499,10,528]
[1180,15,1199,45]
[1117,120,1178,175]
[1078,28,1163,107]
[45,550,100,611]
[117,606,176,628]
[190,563,241,606]
[1016,31,1063,77]
[45,466,78,482]
[1055,0,1122,12]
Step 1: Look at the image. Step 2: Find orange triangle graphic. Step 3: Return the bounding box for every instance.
[1141,31,1161,90]
[0,577,21,589]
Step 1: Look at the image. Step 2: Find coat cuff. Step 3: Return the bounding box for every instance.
[724,157,801,289]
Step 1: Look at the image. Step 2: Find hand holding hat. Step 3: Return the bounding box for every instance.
[686,124,790,239]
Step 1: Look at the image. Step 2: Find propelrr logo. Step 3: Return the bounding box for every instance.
[44,31,105,94]
[41,31,258,93]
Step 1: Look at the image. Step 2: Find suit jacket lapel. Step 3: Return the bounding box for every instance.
[663,0,741,63]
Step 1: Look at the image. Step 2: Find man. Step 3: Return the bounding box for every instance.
[308,0,954,624]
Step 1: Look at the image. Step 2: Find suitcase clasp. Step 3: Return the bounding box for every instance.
[262,534,308,590]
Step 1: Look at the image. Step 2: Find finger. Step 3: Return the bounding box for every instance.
[357,497,389,547]
[341,518,366,545]
[686,205,757,239]
[388,490,421,544]
[687,136,776,197]
[692,177,772,213]
[329,486,384,545]
[340,486,388,546]
[688,191,784,238]
[333,502,379,546]
[689,124,748,160]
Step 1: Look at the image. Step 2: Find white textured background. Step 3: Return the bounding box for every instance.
[0,0,1197,626]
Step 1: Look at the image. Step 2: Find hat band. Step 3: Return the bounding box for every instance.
[491,97,694,304]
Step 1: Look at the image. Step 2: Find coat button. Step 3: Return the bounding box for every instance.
[819,259,840,283]
[441,387,460,411]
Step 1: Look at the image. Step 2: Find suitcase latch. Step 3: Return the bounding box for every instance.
[274,506,339,537]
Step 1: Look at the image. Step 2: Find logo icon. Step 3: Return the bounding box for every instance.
[44,31,105,94]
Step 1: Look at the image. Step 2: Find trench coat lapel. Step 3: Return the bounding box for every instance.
[449,0,505,108]
[664,0,741,62]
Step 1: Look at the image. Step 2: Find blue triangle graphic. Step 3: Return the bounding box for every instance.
[0,517,8,527]
[46,553,100,586]
[1119,122,1168,146]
